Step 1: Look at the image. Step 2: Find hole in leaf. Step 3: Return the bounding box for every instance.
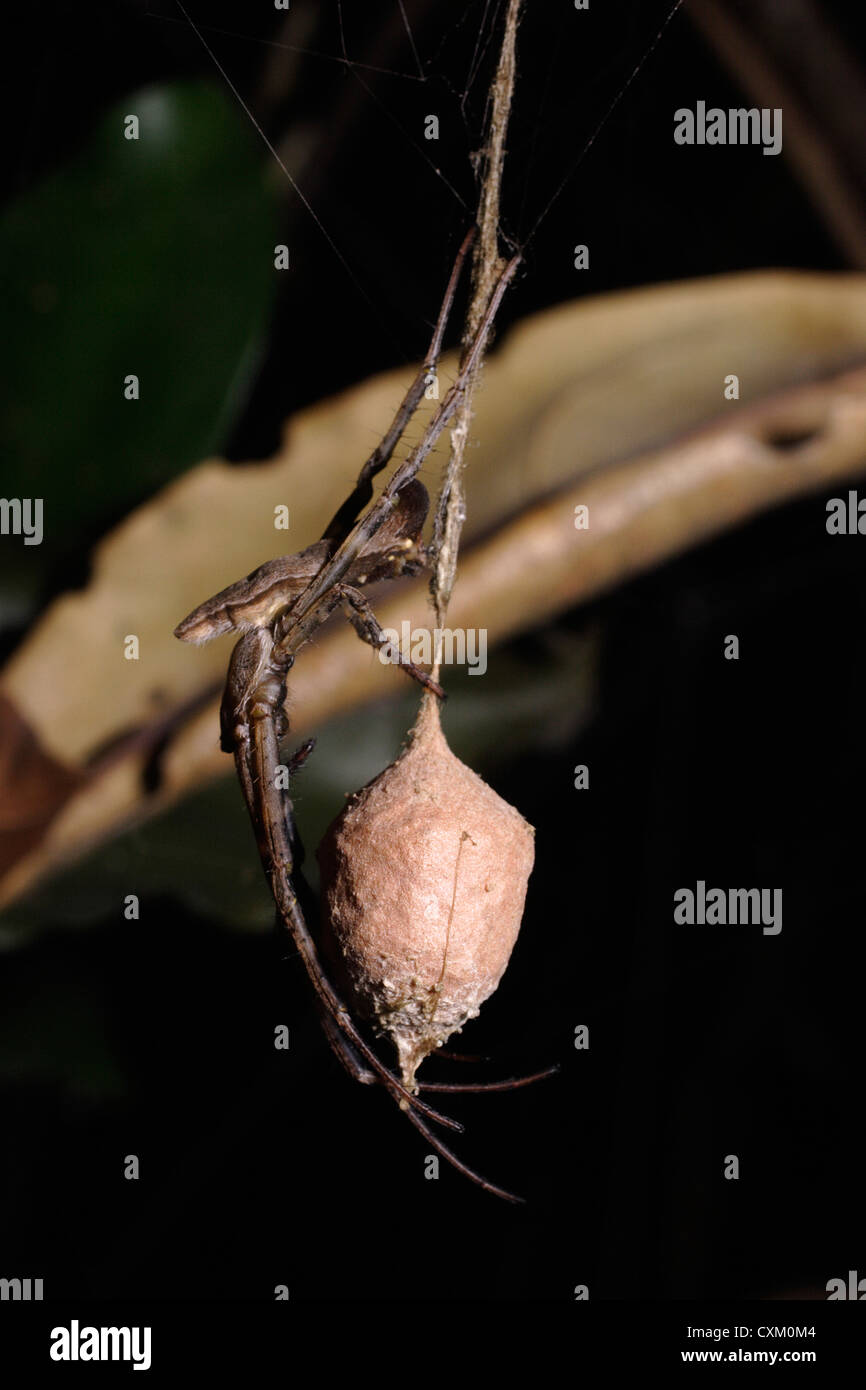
[762,422,825,452]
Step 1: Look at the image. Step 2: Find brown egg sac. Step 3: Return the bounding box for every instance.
[317,698,535,1090]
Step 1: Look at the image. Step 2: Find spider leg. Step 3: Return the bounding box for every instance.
[316,1003,377,1086]
[418,1064,560,1094]
[338,583,445,699]
[245,697,468,1134]
[379,254,521,503]
[275,745,379,1091]
[286,737,316,776]
[222,631,463,1134]
[400,1104,524,1205]
[322,226,475,544]
[237,692,519,1174]
[275,253,520,664]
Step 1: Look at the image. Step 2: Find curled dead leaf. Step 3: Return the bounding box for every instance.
[3,274,866,909]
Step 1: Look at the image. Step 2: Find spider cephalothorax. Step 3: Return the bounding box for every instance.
[174,479,430,646]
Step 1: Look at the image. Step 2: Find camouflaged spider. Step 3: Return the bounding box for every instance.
[174,232,553,1201]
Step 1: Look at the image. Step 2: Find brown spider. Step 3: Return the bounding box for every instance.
[175,231,555,1202]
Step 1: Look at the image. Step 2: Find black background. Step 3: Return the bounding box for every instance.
[1,0,865,1305]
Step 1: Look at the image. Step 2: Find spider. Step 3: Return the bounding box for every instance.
[175,230,555,1202]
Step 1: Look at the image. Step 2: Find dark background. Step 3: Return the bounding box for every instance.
[1,0,864,1302]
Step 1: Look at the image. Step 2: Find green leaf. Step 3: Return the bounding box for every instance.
[0,81,278,612]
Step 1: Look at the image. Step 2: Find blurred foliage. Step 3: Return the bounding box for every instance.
[0,81,277,624]
[0,625,596,943]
